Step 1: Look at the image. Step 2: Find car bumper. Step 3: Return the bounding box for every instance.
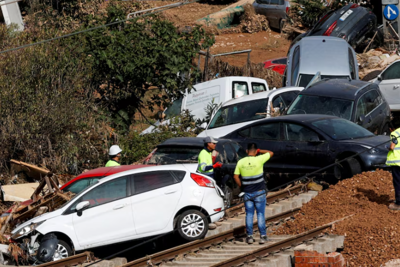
[360,153,389,170]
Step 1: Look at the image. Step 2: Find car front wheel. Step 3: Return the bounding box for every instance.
[177,210,209,241]
[52,240,72,261]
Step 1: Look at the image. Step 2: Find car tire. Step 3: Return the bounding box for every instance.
[334,157,362,180]
[52,240,73,261]
[177,210,209,241]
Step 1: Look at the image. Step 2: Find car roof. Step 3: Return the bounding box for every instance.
[60,165,149,189]
[294,36,351,76]
[221,87,304,107]
[157,137,231,148]
[238,114,339,127]
[300,79,371,100]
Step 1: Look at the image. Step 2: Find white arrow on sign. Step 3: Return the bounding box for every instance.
[387,6,397,19]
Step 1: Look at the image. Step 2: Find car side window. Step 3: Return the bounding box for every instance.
[349,48,356,80]
[238,128,250,137]
[280,91,299,107]
[252,83,267,93]
[63,179,89,194]
[132,171,177,195]
[284,123,320,142]
[291,46,300,85]
[356,90,381,118]
[382,62,400,80]
[250,123,280,140]
[69,177,128,212]
[232,82,249,98]
[223,143,236,163]
[272,95,284,110]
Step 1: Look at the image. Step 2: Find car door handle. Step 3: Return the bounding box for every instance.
[164,190,177,195]
[394,85,400,89]
[113,204,125,210]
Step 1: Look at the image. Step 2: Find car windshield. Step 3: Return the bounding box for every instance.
[298,75,349,87]
[164,97,183,119]
[312,118,374,140]
[148,146,201,164]
[287,95,354,120]
[208,98,268,129]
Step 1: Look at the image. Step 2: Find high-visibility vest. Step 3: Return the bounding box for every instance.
[198,149,213,175]
[234,153,270,187]
[387,128,400,167]
[105,160,120,167]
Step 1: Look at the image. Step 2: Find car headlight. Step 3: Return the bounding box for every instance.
[12,220,46,240]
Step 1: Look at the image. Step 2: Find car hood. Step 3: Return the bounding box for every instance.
[11,208,64,235]
[198,121,258,138]
[338,135,390,149]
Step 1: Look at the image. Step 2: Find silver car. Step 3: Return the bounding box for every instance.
[373,60,400,111]
[253,0,290,32]
[283,36,359,87]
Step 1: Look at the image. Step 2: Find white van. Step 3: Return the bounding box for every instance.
[197,87,303,138]
[141,77,269,134]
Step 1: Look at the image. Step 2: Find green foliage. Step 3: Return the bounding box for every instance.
[120,112,197,164]
[203,99,219,124]
[83,1,215,131]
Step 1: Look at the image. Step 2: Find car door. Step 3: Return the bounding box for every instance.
[354,89,383,134]
[267,0,280,28]
[253,0,270,17]
[71,176,135,248]
[282,122,329,174]
[376,61,400,109]
[130,170,182,235]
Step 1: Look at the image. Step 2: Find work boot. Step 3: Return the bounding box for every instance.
[389,203,400,210]
[259,235,269,244]
[246,235,255,244]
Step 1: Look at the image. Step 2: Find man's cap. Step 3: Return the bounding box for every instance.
[205,136,218,144]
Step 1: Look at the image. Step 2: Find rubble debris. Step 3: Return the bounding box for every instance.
[10,160,50,183]
[275,169,400,266]
[239,5,270,34]
[294,250,346,266]
[357,49,400,80]
[1,183,39,202]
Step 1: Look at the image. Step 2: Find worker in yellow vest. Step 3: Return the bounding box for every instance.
[233,143,273,244]
[387,129,400,210]
[106,145,122,167]
[197,136,223,178]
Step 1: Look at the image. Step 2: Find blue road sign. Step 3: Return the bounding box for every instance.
[384,4,399,21]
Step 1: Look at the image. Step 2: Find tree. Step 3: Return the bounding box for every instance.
[84,2,215,131]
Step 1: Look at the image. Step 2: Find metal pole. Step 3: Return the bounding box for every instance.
[247,51,251,76]
[203,48,210,82]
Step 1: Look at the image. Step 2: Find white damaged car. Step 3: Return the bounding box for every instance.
[11,165,225,263]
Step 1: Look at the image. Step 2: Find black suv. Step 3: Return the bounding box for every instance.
[286,79,391,135]
[292,3,382,51]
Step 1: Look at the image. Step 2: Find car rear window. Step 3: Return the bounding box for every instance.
[297,74,349,87]
[312,118,374,140]
[148,146,201,164]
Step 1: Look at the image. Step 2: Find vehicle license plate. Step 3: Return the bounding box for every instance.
[339,10,353,21]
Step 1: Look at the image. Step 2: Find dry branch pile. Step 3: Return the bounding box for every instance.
[239,5,270,33]
[207,58,282,88]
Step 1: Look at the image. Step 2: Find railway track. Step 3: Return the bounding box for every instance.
[121,187,334,267]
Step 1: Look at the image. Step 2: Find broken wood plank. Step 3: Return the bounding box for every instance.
[2,183,39,202]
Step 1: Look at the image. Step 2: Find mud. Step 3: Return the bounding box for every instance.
[275,169,400,266]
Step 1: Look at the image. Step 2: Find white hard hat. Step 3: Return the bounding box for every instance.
[109,145,122,156]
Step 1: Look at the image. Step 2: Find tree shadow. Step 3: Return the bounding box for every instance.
[355,187,391,205]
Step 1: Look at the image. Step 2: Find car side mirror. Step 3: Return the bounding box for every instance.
[377,75,382,81]
[358,115,365,123]
[76,201,90,217]
[200,122,207,129]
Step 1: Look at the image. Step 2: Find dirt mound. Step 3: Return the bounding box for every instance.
[239,4,270,34]
[275,169,400,266]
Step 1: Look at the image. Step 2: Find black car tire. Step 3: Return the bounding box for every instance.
[334,157,362,180]
[177,210,208,241]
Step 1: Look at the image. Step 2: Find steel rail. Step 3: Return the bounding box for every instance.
[225,183,305,217]
[37,251,94,267]
[121,208,300,267]
[211,215,353,267]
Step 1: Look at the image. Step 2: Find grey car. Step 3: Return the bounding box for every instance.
[372,60,400,111]
[283,36,359,87]
[253,0,290,32]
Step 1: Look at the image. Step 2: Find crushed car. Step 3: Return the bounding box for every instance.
[10,165,224,263]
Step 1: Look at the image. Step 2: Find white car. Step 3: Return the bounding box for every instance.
[373,59,400,111]
[11,165,225,262]
[198,87,304,138]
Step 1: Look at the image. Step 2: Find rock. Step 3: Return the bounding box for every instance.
[384,259,400,266]
[209,223,217,230]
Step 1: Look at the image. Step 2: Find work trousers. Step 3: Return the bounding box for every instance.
[244,190,267,236]
[392,166,400,205]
